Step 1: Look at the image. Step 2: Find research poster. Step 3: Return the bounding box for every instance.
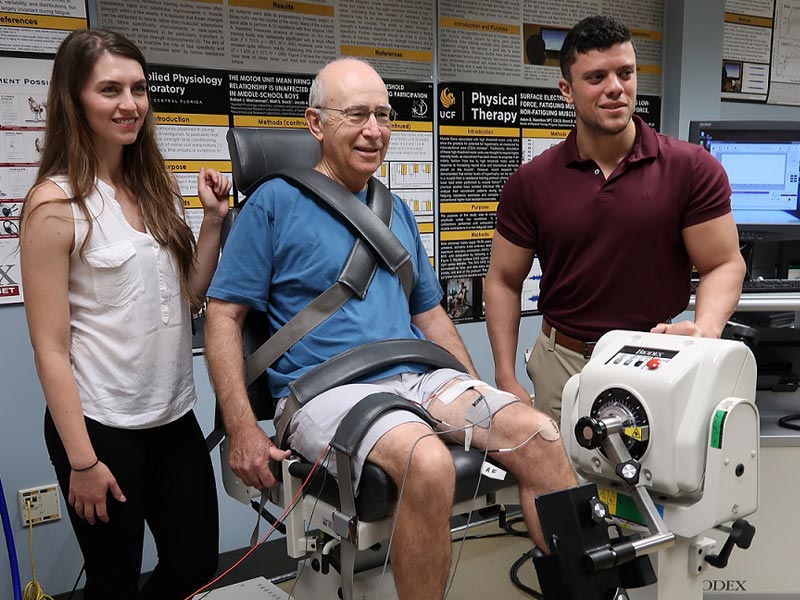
[97,0,435,80]
[437,82,521,324]
[148,64,233,242]
[722,0,774,102]
[0,0,87,54]
[722,0,800,106]
[0,57,52,304]
[768,0,800,105]
[228,71,311,125]
[384,81,436,262]
[438,0,664,95]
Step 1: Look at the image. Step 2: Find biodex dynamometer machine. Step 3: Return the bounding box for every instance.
[217,331,759,600]
[533,330,759,600]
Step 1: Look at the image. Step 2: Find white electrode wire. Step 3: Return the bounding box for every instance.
[373,408,493,600]
[488,427,543,453]
[373,396,545,599]
[443,396,493,600]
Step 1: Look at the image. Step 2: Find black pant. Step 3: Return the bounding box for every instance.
[45,410,219,600]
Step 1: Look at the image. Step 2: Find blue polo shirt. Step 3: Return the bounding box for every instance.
[207,177,443,399]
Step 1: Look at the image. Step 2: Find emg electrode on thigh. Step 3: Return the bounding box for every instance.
[433,378,524,449]
[464,387,518,429]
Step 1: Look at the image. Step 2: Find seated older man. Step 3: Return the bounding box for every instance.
[205,57,577,599]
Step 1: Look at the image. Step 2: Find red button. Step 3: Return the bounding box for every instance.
[646,358,660,370]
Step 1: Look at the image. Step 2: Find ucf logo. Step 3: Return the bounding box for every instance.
[439,87,456,119]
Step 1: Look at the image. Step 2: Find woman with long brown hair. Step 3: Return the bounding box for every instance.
[20,29,229,599]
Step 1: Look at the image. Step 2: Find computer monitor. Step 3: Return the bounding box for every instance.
[688,120,800,241]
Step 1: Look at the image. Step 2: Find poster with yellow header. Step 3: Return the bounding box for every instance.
[0,0,87,54]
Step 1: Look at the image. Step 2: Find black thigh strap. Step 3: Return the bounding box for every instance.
[330,392,439,457]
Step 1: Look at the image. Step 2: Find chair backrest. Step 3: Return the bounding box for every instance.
[227,127,321,197]
[223,127,322,421]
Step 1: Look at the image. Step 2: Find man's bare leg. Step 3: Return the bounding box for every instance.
[428,388,577,551]
[367,422,456,600]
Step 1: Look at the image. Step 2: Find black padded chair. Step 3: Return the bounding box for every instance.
[215,126,520,600]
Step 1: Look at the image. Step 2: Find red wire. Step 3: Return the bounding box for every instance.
[183,445,331,600]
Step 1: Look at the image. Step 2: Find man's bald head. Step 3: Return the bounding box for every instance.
[308,58,387,119]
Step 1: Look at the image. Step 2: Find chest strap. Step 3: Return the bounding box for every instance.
[243,169,412,388]
[278,168,413,296]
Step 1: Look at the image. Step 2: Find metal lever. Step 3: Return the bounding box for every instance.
[577,414,677,574]
[576,415,628,449]
[705,519,756,568]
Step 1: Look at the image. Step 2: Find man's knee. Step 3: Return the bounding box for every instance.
[408,437,455,483]
[373,424,455,492]
[395,438,456,516]
[494,405,577,488]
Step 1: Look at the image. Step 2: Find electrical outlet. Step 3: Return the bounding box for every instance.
[18,484,61,527]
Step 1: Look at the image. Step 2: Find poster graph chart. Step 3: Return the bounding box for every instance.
[390,161,433,187]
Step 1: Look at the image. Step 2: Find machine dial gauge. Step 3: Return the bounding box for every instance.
[589,388,650,460]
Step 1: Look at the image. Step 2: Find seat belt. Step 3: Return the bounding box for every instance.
[279,168,414,297]
[242,168,413,388]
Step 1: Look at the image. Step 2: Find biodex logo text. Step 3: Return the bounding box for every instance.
[702,579,747,592]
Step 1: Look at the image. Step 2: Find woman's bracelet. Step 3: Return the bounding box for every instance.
[71,458,99,472]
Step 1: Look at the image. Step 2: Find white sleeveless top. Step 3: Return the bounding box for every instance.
[50,176,195,428]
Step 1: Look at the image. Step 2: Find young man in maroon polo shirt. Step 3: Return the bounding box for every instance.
[485,15,746,422]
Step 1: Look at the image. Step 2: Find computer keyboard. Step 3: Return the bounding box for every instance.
[742,278,800,293]
[691,278,800,294]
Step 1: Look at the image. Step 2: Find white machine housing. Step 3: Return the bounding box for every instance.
[562,330,759,538]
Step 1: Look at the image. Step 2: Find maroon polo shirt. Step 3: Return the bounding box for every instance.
[496,115,732,341]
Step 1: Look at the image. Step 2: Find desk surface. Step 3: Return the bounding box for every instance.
[688,292,800,312]
[757,390,800,446]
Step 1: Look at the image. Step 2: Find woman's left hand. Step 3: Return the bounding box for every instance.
[197,166,232,222]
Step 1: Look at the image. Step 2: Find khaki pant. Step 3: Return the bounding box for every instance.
[526,328,589,424]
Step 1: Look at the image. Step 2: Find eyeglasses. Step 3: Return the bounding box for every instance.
[315,105,397,127]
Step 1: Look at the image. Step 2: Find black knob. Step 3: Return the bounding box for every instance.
[615,460,641,485]
[587,496,609,525]
[576,416,608,449]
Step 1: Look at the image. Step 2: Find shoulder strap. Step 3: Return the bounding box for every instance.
[242,169,414,386]
[274,168,413,298]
